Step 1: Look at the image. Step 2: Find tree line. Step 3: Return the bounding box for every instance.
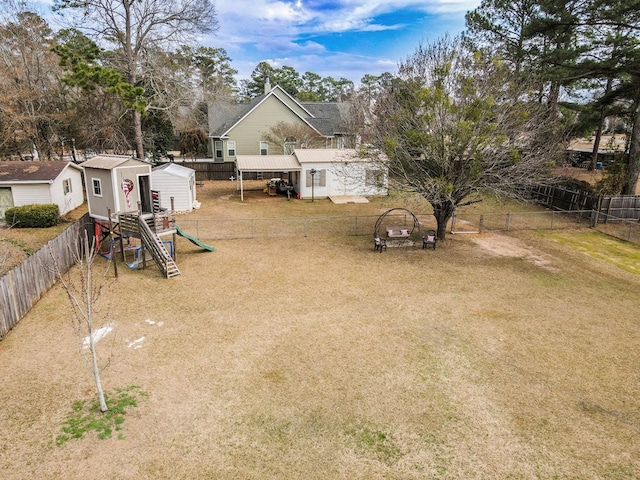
[0,0,638,200]
[0,1,392,162]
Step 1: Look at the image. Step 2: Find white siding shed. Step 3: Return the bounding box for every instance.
[151,163,197,212]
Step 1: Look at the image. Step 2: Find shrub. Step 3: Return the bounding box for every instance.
[4,204,60,228]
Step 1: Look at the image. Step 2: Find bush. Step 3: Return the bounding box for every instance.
[4,204,60,228]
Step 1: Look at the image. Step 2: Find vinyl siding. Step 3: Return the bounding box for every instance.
[50,170,84,214]
[151,170,195,212]
[227,95,315,157]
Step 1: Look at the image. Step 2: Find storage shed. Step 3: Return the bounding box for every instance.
[151,163,197,212]
[0,161,84,218]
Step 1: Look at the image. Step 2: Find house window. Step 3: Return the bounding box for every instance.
[62,178,72,195]
[215,141,223,159]
[260,141,268,156]
[305,169,326,187]
[92,178,102,197]
[227,141,236,157]
[336,136,345,149]
[365,169,385,188]
[284,136,296,155]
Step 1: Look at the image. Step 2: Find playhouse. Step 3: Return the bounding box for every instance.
[81,155,178,277]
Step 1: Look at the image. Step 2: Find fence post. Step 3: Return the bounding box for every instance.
[506,212,511,231]
[451,214,456,233]
[551,211,555,230]
[479,215,484,232]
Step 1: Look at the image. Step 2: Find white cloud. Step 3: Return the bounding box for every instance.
[208,0,479,83]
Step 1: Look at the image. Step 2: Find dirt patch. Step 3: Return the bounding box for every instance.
[0,240,27,275]
[470,231,557,270]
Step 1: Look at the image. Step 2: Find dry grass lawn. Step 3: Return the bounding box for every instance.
[1,182,639,479]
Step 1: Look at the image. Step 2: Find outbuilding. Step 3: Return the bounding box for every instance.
[151,163,198,212]
[0,161,84,219]
[81,154,153,221]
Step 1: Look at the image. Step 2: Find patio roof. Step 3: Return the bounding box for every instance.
[235,155,301,172]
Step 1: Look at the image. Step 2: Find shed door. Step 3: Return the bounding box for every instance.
[0,187,14,220]
[138,175,152,213]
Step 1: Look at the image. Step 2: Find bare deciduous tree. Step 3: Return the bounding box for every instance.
[51,233,113,412]
[54,0,218,160]
[262,121,326,154]
[369,36,567,239]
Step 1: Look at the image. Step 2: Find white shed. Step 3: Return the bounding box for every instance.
[151,163,197,212]
[0,161,84,218]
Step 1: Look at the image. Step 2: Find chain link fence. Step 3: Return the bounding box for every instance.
[451,209,640,245]
[174,209,640,246]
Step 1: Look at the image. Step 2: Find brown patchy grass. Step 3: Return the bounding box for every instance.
[0,204,88,275]
[1,182,640,479]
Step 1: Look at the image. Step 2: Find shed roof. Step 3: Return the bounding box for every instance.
[0,161,80,183]
[153,163,195,178]
[236,155,301,172]
[81,154,148,170]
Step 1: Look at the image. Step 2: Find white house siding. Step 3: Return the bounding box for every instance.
[49,169,84,214]
[10,184,51,207]
[151,166,195,212]
[295,149,388,199]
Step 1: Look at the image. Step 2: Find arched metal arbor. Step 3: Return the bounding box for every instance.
[373,208,421,238]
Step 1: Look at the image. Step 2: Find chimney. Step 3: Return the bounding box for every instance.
[265,77,271,94]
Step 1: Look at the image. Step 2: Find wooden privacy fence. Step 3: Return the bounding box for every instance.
[155,160,290,182]
[0,213,93,339]
[156,161,236,181]
[532,185,640,221]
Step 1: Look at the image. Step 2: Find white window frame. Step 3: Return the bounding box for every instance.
[227,140,236,157]
[92,178,102,197]
[62,178,72,195]
[214,140,223,159]
[260,141,268,156]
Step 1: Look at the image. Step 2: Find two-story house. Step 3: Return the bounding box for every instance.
[207,82,353,162]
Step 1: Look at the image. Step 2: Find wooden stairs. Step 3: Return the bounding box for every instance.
[119,213,180,278]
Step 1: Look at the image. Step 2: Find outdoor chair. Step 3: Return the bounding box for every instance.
[422,230,437,250]
[374,236,387,252]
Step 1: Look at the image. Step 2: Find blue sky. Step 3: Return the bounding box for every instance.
[207,0,481,86]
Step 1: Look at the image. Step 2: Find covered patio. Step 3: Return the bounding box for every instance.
[235,155,302,201]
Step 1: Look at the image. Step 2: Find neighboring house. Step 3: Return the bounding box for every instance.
[208,83,353,162]
[0,161,84,219]
[81,155,153,221]
[151,163,198,213]
[235,149,388,201]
